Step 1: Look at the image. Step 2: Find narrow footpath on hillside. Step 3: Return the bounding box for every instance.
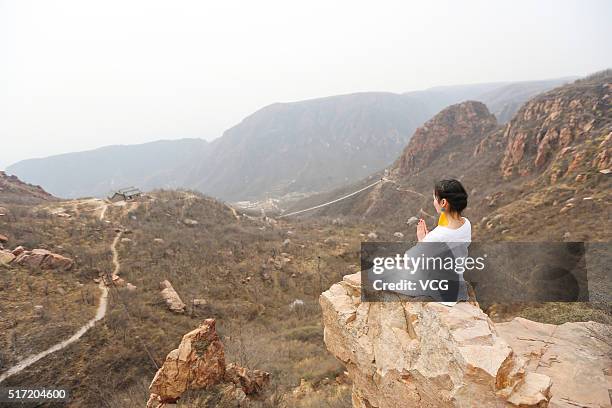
[0,204,119,383]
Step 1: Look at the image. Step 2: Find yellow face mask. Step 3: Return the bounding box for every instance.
[438,208,449,227]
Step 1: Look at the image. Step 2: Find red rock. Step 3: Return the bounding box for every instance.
[397,102,497,176]
[40,252,74,270]
[147,319,270,408]
[11,246,25,256]
[14,248,73,270]
[224,363,270,395]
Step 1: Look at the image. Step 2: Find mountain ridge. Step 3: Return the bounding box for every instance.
[7,77,574,201]
[290,71,611,241]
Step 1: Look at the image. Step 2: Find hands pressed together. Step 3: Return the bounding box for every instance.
[416,218,428,241]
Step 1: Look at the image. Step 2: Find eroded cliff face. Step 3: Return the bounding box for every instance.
[396,101,498,176]
[500,74,611,181]
[320,273,611,408]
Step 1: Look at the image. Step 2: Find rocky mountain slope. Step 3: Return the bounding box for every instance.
[0,171,55,204]
[297,71,611,242]
[6,78,570,201]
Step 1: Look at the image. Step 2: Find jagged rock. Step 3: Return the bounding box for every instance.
[11,246,25,256]
[14,248,74,270]
[224,363,270,395]
[0,250,15,265]
[497,317,612,408]
[320,273,555,408]
[147,319,270,408]
[147,319,226,406]
[367,232,378,240]
[159,279,186,313]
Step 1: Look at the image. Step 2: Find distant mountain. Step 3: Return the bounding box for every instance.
[291,71,611,241]
[403,77,575,123]
[7,139,210,199]
[186,92,432,200]
[7,77,574,201]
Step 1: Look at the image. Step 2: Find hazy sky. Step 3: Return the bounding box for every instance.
[1,0,611,169]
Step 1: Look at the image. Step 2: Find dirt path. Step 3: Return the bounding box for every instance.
[0,210,120,383]
[110,230,122,276]
[99,203,108,221]
[0,282,109,383]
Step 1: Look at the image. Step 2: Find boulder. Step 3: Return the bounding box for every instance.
[192,298,207,306]
[320,273,556,408]
[0,233,8,243]
[224,363,270,395]
[159,280,186,313]
[497,317,611,408]
[147,319,226,406]
[182,218,199,226]
[40,251,74,270]
[13,248,73,270]
[0,250,15,265]
[14,249,49,268]
[147,319,270,408]
[12,246,25,256]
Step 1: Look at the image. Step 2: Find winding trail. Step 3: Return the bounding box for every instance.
[0,207,120,383]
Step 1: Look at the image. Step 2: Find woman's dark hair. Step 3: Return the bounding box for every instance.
[434,179,468,214]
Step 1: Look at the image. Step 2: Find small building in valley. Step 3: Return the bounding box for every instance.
[108,187,142,202]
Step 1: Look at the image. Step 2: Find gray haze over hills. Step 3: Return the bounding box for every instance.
[7,77,574,201]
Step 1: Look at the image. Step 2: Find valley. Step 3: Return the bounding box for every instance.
[0,72,610,407]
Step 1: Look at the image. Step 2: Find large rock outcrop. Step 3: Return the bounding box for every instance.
[497,317,612,408]
[8,248,74,270]
[159,279,187,313]
[500,72,611,180]
[147,319,270,407]
[396,101,498,176]
[320,273,611,408]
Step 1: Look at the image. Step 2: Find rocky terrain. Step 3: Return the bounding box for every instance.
[6,78,570,202]
[147,319,270,407]
[0,170,56,204]
[0,184,370,407]
[0,72,608,408]
[294,71,611,242]
[320,273,611,408]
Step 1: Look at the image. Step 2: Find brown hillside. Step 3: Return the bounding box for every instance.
[296,73,611,242]
[0,171,56,204]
